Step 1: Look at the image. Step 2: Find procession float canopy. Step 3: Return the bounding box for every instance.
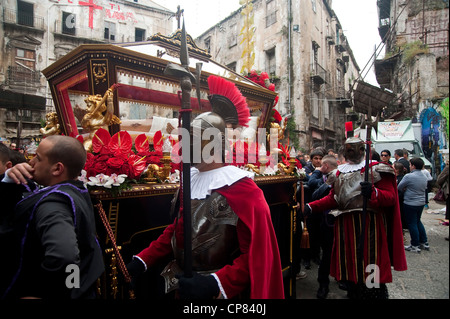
[42,29,278,145]
[42,30,299,300]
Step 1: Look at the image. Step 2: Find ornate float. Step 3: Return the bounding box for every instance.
[42,29,304,299]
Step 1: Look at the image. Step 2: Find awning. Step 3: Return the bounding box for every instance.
[0,90,46,110]
[351,80,396,117]
[2,127,41,139]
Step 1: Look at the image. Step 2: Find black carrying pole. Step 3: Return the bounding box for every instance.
[358,117,372,283]
[163,19,196,278]
[179,21,192,278]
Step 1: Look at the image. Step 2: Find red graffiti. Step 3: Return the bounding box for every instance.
[79,0,103,29]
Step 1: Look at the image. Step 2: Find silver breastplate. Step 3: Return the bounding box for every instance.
[333,168,382,212]
[173,192,240,272]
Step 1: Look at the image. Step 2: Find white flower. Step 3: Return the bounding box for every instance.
[87,173,128,189]
[87,174,110,188]
[105,174,127,188]
[296,167,306,178]
[168,170,180,183]
[78,170,88,186]
[264,165,278,175]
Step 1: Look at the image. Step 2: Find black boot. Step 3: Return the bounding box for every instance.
[316,285,329,299]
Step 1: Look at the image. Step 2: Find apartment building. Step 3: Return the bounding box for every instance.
[0,0,174,147]
[375,0,449,170]
[195,0,360,151]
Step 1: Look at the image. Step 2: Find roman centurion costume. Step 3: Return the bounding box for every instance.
[307,137,407,298]
[128,75,284,299]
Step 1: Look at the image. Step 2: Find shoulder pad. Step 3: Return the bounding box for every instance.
[374,163,395,175]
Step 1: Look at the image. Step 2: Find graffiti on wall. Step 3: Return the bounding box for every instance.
[419,99,449,173]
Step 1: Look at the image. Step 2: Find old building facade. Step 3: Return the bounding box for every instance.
[375,0,449,171]
[0,0,174,147]
[195,0,360,152]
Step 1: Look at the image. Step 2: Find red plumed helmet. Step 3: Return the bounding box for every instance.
[207,75,250,127]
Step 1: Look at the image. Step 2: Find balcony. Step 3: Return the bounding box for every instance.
[2,8,45,32]
[310,62,329,85]
[7,66,41,86]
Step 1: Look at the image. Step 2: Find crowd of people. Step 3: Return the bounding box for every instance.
[1,131,447,301]
[294,143,449,299]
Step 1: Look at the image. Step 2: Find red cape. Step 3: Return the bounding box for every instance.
[309,163,407,283]
[217,177,285,299]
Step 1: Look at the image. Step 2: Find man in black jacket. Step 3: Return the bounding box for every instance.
[307,154,338,299]
[0,135,104,299]
[394,149,410,173]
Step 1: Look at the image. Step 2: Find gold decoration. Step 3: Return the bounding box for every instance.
[149,29,211,59]
[269,121,287,142]
[40,112,61,137]
[246,152,269,175]
[81,85,121,151]
[93,63,107,84]
[240,0,256,74]
[142,152,172,183]
[278,156,297,175]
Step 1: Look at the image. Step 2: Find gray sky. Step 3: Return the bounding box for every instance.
[156,0,381,86]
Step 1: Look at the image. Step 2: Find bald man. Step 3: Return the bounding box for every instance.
[1,135,104,299]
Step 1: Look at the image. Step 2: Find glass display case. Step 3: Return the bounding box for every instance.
[43,30,277,146]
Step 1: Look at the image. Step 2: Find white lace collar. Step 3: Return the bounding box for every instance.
[190,166,254,200]
[338,161,375,173]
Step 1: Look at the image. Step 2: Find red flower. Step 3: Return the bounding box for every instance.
[272,109,282,124]
[92,128,111,154]
[109,131,132,156]
[107,155,127,170]
[128,155,147,180]
[268,83,275,92]
[134,133,150,153]
[153,131,163,152]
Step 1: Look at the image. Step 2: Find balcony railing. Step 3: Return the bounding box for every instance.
[336,84,346,99]
[2,8,45,30]
[7,66,41,84]
[310,62,329,85]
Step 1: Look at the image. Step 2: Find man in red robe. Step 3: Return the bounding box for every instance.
[127,75,284,299]
[304,137,407,299]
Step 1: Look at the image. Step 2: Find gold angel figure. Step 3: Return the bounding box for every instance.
[40,112,61,137]
[81,85,121,151]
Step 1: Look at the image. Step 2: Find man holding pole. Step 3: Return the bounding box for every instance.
[303,136,407,299]
[126,74,284,299]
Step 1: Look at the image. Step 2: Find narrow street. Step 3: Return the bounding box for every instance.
[296,198,449,299]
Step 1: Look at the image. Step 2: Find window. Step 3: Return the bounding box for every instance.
[226,62,237,72]
[228,24,238,48]
[337,68,342,84]
[135,28,146,42]
[266,0,277,27]
[104,21,116,41]
[311,41,319,72]
[204,37,211,53]
[16,48,35,70]
[336,25,341,45]
[324,97,330,119]
[62,12,76,35]
[17,0,34,27]
[266,48,276,76]
[312,92,319,118]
